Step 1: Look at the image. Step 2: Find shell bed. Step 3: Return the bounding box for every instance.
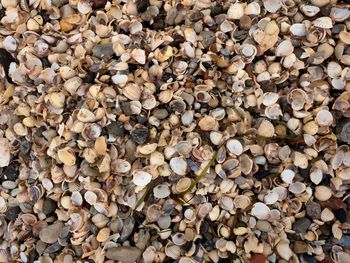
[0,0,350,262]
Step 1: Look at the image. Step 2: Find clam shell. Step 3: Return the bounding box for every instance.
[275,40,294,56]
[170,157,188,175]
[300,5,320,17]
[330,7,350,22]
[226,139,243,155]
[339,31,350,45]
[227,3,245,20]
[315,109,333,126]
[289,23,306,37]
[263,0,281,13]
[315,186,332,201]
[251,202,271,220]
[133,171,152,187]
[281,169,295,184]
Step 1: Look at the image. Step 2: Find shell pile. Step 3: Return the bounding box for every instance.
[1,0,350,262]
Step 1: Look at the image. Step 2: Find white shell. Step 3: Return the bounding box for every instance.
[0,138,10,168]
[288,182,306,194]
[264,191,279,205]
[310,169,323,185]
[281,169,295,184]
[170,157,188,175]
[289,23,307,37]
[315,110,333,126]
[276,40,294,57]
[153,184,171,199]
[226,139,243,155]
[133,171,152,186]
[251,202,271,220]
[263,0,281,13]
[227,3,245,19]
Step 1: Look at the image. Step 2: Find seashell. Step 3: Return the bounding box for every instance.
[112,74,128,85]
[310,169,323,185]
[293,152,308,169]
[195,91,211,103]
[94,136,107,155]
[165,244,181,260]
[289,23,307,37]
[310,0,329,7]
[315,109,333,126]
[123,84,141,100]
[245,2,260,16]
[275,40,294,56]
[251,202,271,220]
[153,184,170,199]
[133,171,152,187]
[170,157,187,176]
[139,143,158,155]
[0,138,11,168]
[276,241,293,261]
[71,191,83,206]
[210,131,223,145]
[339,31,350,45]
[313,17,333,29]
[150,151,164,166]
[338,168,350,180]
[300,5,320,17]
[77,109,95,122]
[233,195,251,210]
[96,227,110,242]
[288,182,306,194]
[49,92,65,108]
[227,3,245,20]
[176,141,192,157]
[327,62,342,78]
[330,7,350,22]
[281,169,295,184]
[226,139,243,155]
[57,148,76,166]
[264,191,279,205]
[176,177,192,193]
[198,116,218,131]
[320,208,334,222]
[172,233,187,246]
[257,119,275,138]
[314,186,332,201]
[129,20,142,34]
[131,48,146,64]
[263,0,281,13]
[84,191,97,205]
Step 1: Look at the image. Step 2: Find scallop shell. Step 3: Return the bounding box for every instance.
[313,17,333,29]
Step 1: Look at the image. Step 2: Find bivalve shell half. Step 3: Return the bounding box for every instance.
[251,202,271,220]
[330,7,350,22]
[315,110,333,126]
[338,168,350,180]
[133,171,152,187]
[226,139,243,155]
[290,23,307,37]
[281,169,295,184]
[263,0,281,13]
[339,31,350,45]
[276,40,294,56]
[313,17,333,29]
[170,157,188,176]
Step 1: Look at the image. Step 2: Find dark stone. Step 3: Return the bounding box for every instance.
[136,0,150,13]
[136,113,148,125]
[336,119,350,144]
[119,217,135,242]
[303,254,316,263]
[130,126,150,144]
[189,11,204,22]
[0,48,17,84]
[19,140,31,154]
[45,242,63,254]
[335,208,347,223]
[211,4,223,16]
[2,162,19,181]
[83,72,96,84]
[293,218,311,233]
[338,235,350,248]
[106,121,125,137]
[172,34,185,48]
[43,198,57,216]
[162,72,176,82]
[5,206,21,222]
[91,0,107,9]
[306,200,321,220]
[201,31,216,49]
